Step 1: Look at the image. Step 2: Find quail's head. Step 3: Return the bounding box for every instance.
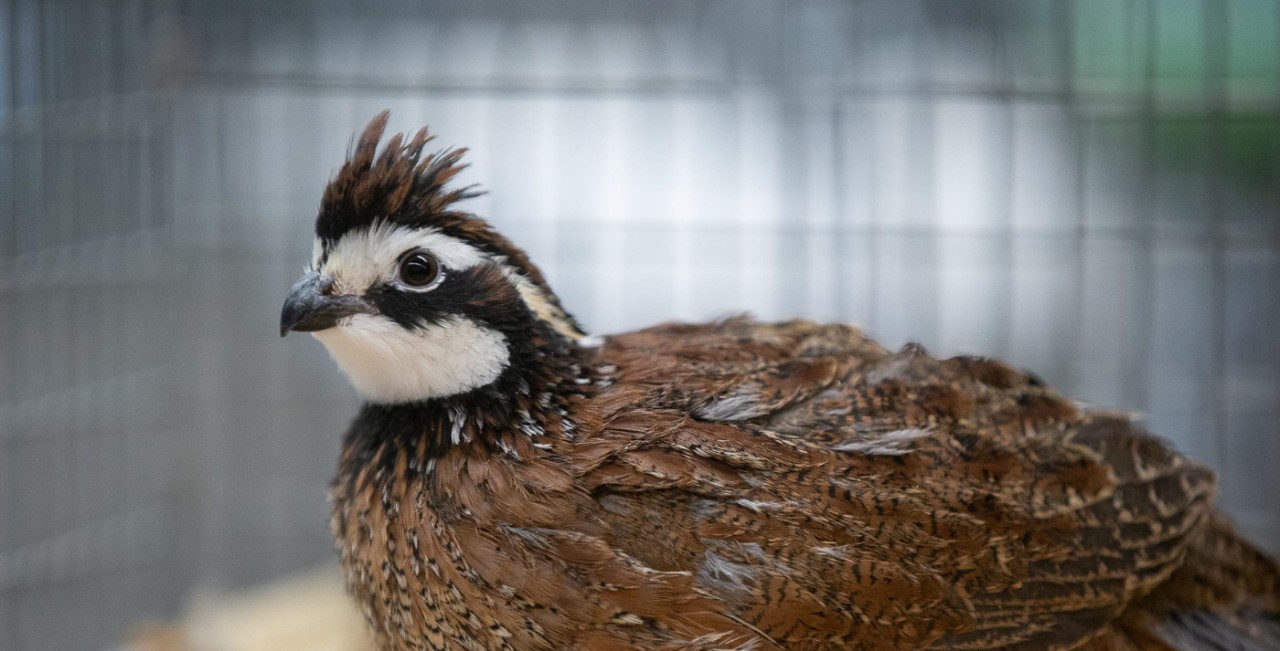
[280,112,583,404]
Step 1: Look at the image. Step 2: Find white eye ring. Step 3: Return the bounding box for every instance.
[392,275,446,293]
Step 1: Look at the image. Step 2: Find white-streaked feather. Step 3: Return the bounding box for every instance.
[695,387,768,422]
[697,541,772,594]
[830,428,933,455]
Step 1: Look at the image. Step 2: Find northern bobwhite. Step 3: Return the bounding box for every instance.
[280,112,1280,651]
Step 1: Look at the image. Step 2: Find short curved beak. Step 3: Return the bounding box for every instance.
[279,270,374,337]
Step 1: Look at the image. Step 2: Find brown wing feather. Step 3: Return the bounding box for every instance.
[331,315,1276,649]
[567,317,1265,650]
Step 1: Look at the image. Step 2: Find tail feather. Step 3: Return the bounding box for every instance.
[1152,610,1280,651]
[1153,515,1280,615]
[1088,513,1280,651]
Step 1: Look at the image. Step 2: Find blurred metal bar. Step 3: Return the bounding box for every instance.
[162,71,1280,112]
[1132,0,1157,415]
[1204,0,1230,479]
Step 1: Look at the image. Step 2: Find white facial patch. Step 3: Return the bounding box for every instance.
[318,223,488,293]
[313,313,510,403]
[305,221,588,402]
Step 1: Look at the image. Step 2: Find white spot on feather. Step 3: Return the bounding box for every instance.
[449,405,467,444]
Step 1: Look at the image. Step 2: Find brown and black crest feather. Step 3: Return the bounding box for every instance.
[315,111,568,306]
[317,110,482,244]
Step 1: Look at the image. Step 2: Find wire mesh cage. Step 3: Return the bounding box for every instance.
[2,1,1279,649]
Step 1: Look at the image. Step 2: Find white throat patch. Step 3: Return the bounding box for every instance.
[313,314,510,403]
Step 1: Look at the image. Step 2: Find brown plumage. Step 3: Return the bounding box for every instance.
[287,113,1280,651]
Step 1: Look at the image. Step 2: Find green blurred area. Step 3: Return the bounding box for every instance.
[1071,0,1279,195]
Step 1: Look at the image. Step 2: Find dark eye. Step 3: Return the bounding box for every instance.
[398,251,440,287]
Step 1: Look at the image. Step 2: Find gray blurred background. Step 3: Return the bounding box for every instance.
[2,0,1279,649]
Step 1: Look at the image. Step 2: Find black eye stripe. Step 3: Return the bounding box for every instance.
[368,262,523,331]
